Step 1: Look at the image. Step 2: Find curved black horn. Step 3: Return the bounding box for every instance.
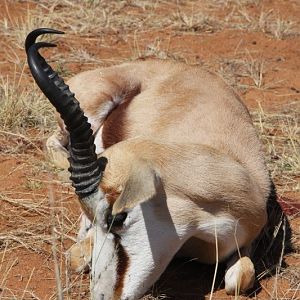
[26,29,104,198]
[25,28,64,53]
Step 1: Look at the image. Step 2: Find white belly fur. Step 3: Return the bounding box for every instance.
[178,216,247,263]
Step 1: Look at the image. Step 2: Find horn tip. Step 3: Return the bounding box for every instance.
[25,28,64,52]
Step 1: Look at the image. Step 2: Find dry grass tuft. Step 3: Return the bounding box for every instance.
[130,35,186,62]
[0,72,56,155]
[218,56,267,91]
[36,0,169,36]
[252,102,300,193]
[0,3,53,49]
[229,8,299,39]
[171,8,221,33]
[0,70,56,134]
[256,11,297,40]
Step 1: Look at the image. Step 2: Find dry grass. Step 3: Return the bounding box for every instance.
[0,61,57,156]
[130,35,186,63]
[207,1,300,40]
[34,0,170,35]
[0,181,84,299]
[171,7,221,33]
[0,2,53,49]
[252,103,299,194]
[252,10,297,39]
[0,189,74,252]
[0,72,55,134]
[0,0,298,49]
[218,56,267,91]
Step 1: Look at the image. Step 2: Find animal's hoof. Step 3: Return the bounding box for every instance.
[225,256,255,295]
[66,236,93,273]
[46,131,70,170]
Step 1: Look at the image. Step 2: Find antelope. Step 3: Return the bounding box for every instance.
[26,28,271,300]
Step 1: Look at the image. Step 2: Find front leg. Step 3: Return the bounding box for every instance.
[46,128,69,169]
[67,213,93,273]
[67,234,93,273]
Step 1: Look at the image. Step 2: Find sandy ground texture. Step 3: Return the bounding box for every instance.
[0,0,299,299]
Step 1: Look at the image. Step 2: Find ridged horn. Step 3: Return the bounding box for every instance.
[26,28,105,199]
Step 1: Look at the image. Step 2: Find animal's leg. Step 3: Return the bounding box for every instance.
[67,213,94,273]
[67,234,93,273]
[224,248,255,295]
[46,128,69,169]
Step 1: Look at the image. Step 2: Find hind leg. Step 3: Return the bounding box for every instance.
[225,248,255,295]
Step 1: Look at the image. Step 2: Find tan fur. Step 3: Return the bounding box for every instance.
[67,235,93,273]
[48,59,270,294]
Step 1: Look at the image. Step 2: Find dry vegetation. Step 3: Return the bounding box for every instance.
[0,0,299,299]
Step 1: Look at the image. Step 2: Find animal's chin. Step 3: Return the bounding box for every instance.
[91,278,149,300]
[90,228,159,300]
[91,227,118,299]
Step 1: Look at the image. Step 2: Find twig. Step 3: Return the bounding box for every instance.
[209,222,219,300]
[0,130,44,155]
[21,267,35,300]
[0,258,18,299]
[48,185,64,300]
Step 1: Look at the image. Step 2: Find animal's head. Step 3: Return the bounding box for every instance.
[26,28,192,299]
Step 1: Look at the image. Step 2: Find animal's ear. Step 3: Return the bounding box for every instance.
[112,163,159,215]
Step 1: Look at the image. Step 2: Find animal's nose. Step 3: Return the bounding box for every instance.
[100,294,104,300]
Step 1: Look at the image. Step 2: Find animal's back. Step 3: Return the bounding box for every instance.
[101,60,271,199]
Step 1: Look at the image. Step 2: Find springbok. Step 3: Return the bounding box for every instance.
[26,28,271,300]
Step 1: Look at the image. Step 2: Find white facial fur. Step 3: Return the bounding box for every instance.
[91,224,117,300]
[77,213,93,241]
[90,190,197,300]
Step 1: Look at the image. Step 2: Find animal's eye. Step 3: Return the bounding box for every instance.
[106,212,127,228]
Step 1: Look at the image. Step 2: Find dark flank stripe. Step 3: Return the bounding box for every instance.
[102,84,141,149]
[102,100,129,149]
[113,237,130,300]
